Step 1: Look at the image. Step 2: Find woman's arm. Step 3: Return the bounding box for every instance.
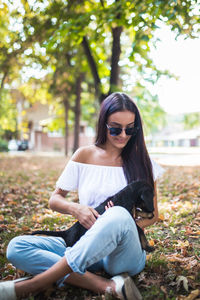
[49,147,99,229]
[49,187,76,215]
[135,181,159,229]
[49,188,99,229]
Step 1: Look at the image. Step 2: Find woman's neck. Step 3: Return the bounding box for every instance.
[96,142,122,165]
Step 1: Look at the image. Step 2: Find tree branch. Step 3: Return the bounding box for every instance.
[82,36,102,98]
[73,73,84,153]
[0,70,8,91]
[109,26,123,94]
[100,0,105,7]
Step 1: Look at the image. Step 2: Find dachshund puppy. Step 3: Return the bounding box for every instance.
[32,180,155,252]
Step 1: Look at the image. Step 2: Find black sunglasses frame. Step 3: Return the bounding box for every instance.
[106,124,139,136]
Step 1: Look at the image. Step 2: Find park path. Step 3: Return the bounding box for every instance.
[149,147,200,166]
[4,147,200,167]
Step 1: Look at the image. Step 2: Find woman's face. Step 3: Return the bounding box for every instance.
[106,110,136,150]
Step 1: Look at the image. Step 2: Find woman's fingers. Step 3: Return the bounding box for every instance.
[78,203,115,229]
[90,207,100,219]
[105,201,114,210]
[81,207,99,229]
[83,219,94,229]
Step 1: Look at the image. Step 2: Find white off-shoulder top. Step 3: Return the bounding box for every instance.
[56,159,164,208]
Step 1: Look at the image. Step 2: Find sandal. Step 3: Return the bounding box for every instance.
[109,273,142,300]
[0,276,32,300]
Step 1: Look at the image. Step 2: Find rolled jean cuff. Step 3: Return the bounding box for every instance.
[57,273,70,287]
[64,247,85,275]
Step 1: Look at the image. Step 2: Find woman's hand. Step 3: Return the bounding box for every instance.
[105,200,114,210]
[74,204,100,229]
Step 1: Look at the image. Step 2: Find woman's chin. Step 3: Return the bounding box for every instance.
[107,136,130,149]
[114,140,129,149]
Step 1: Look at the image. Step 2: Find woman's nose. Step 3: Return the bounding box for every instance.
[119,128,126,137]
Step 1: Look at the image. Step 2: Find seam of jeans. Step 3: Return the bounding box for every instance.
[65,239,116,275]
[117,225,138,245]
[86,240,116,268]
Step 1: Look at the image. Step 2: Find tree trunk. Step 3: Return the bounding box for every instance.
[82,36,106,103]
[63,99,69,156]
[0,70,8,91]
[0,70,8,104]
[73,73,84,153]
[109,26,123,94]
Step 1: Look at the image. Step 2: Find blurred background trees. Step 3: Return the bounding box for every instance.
[0,0,199,154]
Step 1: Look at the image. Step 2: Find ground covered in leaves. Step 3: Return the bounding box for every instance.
[0,154,199,300]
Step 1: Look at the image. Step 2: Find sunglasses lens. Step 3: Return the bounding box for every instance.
[107,125,139,136]
[109,128,122,136]
[125,127,137,135]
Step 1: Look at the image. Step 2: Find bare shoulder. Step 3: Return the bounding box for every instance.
[71,145,97,163]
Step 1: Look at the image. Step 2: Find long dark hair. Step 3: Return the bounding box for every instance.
[95,92,154,188]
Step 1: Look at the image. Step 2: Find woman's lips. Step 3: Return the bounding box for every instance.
[115,138,127,144]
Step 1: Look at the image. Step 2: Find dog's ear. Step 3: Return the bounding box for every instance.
[140,189,154,212]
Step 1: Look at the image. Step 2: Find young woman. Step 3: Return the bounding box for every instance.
[0,92,164,300]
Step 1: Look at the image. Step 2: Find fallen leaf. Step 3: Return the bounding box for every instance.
[181,247,188,257]
[146,254,152,260]
[158,214,165,221]
[7,224,16,229]
[184,289,200,300]
[2,275,15,281]
[21,226,30,231]
[5,194,16,201]
[166,254,198,269]
[7,201,17,206]
[5,263,16,271]
[176,275,189,292]
[170,226,176,234]
[185,259,198,270]
[149,239,155,246]
[187,276,195,280]
[160,285,167,295]
[0,224,7,230]
[177,240,190,248]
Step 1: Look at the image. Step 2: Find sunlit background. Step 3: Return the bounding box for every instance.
[0,0,199,166]
[150,24,200,115]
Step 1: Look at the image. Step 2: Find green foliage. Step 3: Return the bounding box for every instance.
[132,82,166,135]
[0,138,8,152]
[182,112,200,130]
[0,0,199,140]
[19,79,52,105]
[0,89,17,133]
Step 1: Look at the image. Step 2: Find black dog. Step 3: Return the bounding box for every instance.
[32,180,155,252]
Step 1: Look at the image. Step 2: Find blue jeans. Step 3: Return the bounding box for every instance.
[7,207,146,285]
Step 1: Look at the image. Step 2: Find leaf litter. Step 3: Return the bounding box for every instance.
[0,156,199,299]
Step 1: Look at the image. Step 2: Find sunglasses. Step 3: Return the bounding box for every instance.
[106,124,139,136]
